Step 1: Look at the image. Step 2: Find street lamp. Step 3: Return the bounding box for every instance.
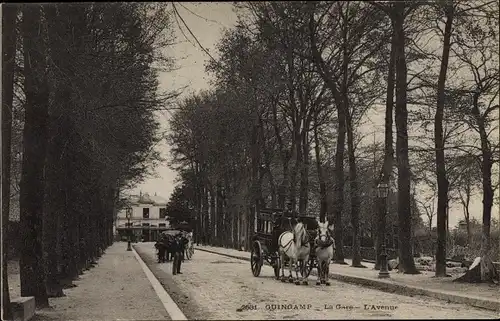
[377,182,390,279]
[126,206,132,251]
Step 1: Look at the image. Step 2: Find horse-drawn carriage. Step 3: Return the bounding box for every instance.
[156,224,194,262]
[251,208,333,285]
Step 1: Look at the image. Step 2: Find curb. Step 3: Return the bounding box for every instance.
[195,247,500,312]
[132,246,188,320]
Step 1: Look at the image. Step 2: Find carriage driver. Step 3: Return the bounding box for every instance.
[271,201,296,253]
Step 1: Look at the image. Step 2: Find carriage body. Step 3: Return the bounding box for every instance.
[250,208,319,278]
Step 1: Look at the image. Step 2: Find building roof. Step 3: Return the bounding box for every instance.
[128,193,167,206]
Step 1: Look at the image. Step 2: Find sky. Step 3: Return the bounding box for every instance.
[131,2,238,199]
[131,2,499,230]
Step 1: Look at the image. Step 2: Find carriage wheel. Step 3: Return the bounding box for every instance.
[251,241,263,277]
[301,257,314,278]
[273,256,281,279]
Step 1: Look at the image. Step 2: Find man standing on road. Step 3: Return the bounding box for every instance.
[172,233,189,275]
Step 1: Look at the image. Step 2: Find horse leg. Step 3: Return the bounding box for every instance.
[320,261,326,284]
[302,259,309,285]
[288,258,294,283]
[280,253,286,282]
[316,258,322,285]
[294,259,301,285]
[325,260,331,286]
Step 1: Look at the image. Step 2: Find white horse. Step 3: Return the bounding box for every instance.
[314,219,335,286]
[184,231,194,259]
[278,221,311,285]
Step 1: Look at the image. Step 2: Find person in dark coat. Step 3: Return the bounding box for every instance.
[172,233,189,275]
[155,241,166,263]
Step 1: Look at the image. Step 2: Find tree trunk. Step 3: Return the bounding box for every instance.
[209,185,215,245]
[251,122,261,244]
[313,118,328,222]
[195,161,202,245]
[272,102,290,209]
[375,27,395,270]
[332,109,347,263]
[216,183,224,246]
[309,14,346,262]
[19,4,50,306]
[463,190,472,246]
[299,128,310,215]
[346,112,363,267]
[434,2,454,278]
[232,204,238,249]
[2,4,18,319]
[471,91,495,281]
[43,117,66,297]
[203,181,209,245]
[393,3,419,274]
[289,124,301,211]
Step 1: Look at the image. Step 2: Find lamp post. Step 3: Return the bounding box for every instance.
[377,182,390,279]
[126,206,132,251]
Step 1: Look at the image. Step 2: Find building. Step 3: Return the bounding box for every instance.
[115,192,171,242]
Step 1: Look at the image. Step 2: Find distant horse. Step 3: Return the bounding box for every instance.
[278,221,311,285]
[184,231,194,259]
[315,219,335,286]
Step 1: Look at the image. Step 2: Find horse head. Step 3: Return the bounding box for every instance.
[293,222,309,246]
[315,218,334,247]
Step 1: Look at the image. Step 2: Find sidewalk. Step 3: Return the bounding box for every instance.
[195,245,500,312]
[8,242,172,321]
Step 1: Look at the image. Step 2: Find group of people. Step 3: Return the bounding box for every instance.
[155,230,192,275]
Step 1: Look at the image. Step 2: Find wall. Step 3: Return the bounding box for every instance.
[115,204,168,228]
[117,204,164,220]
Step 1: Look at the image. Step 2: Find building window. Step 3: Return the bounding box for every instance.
[159,208,167,219]
[143,208,149,219]
[142,223,150,227]
[159,223,166,227]
[125,223,132,227]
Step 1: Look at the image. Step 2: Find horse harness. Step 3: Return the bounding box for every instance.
[279,222,311,252]
[315,228,334,249]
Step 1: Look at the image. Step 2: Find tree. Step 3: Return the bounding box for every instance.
[2,4,19,319]
[450,0,499,281]
[11,3,178,303]
[165,184,196,225]
[454,157,482,245]
[19,4,50,306]
[307,1,349,263]
[434,0,455,278]
[416,195,436,235]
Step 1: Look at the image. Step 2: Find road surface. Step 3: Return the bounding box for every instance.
[134,243,497,320]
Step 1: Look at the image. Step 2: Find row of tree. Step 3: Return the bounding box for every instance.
[2,3,177,317]
[167,1,499,281]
